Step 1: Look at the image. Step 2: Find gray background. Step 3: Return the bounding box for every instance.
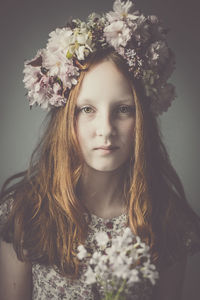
[0,0,199,298]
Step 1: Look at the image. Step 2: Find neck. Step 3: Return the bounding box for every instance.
[77,163,128,217]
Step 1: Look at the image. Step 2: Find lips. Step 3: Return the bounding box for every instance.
[94,145,119,150]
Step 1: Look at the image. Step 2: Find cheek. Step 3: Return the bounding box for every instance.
[120,119,135,138]
[76,119,91,149]
[119,120,135,153]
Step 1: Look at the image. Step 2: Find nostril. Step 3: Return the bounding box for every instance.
[96,125,116,137]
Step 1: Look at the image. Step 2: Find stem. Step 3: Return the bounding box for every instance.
[114,279,127,300]
[102,279,127,300]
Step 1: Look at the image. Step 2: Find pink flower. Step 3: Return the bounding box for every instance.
[43,50,79,89]
[106,0,139,23]
[104,20,132,48]
[47,27,73,53]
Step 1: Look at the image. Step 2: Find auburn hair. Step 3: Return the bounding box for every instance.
[1,48,200,278]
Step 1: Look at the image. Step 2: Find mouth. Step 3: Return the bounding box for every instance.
[94,145,119,150]
[94,146,119,154]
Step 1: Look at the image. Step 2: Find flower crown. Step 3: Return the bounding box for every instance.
[23,0,176,116]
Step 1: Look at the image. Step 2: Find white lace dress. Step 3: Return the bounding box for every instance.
[1,196,200,300]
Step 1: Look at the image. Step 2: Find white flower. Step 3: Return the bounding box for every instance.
[23,64,41,90]
[46,24,93,62]
[89,251,101,265]
[67,25,93,60]
[42,49,79,87]
[111,227,133,248]
[76,26,90,44]
[105,244,118,257]
[94,255,109,273]
[23,47,80,109]
[52,82,61,94]
[77,226,159,297]
[113,263,130,279]
[42,49,66,76]
[47,27,73,53]
[95,231,109,248]
[23,61,51,109]
[23,49,43,89]
[127,269,140,284]
[104,20,132,48]
[117,46,125,56]
[48,95,66,107]
[141,258,159,285]
[75,45,87,61]
[23,0,176,115]
[77,245,88,260]
[115,251,133,267]
[133,235,150,256]
[85,266,96,285]
[106,0,139,23]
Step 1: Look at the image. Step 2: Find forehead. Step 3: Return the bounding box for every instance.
[77,60,133,104]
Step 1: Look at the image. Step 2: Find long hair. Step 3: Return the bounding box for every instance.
[1,48,200,278]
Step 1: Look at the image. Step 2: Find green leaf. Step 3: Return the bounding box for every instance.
[66,50,73,59]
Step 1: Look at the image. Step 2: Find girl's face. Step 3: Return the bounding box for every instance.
[76,60,135,172]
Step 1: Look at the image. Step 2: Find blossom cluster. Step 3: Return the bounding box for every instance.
[77,227,159,299]
[23,0,176,115]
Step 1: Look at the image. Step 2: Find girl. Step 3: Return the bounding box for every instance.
[1,1,200,299]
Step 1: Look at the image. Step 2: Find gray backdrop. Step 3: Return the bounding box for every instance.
[0,0,200,298]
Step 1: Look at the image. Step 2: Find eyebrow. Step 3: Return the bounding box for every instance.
[77,97,134,105]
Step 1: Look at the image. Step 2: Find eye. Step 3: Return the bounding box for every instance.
[79,106,95,114]
[117,105,135,114]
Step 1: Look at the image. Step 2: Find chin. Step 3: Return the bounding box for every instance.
[86,162,125,172]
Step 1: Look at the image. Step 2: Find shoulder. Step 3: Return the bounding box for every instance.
[0,193,32,300]
[0,238,32,300]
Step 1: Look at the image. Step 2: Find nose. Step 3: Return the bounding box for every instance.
[95,110,116,138]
